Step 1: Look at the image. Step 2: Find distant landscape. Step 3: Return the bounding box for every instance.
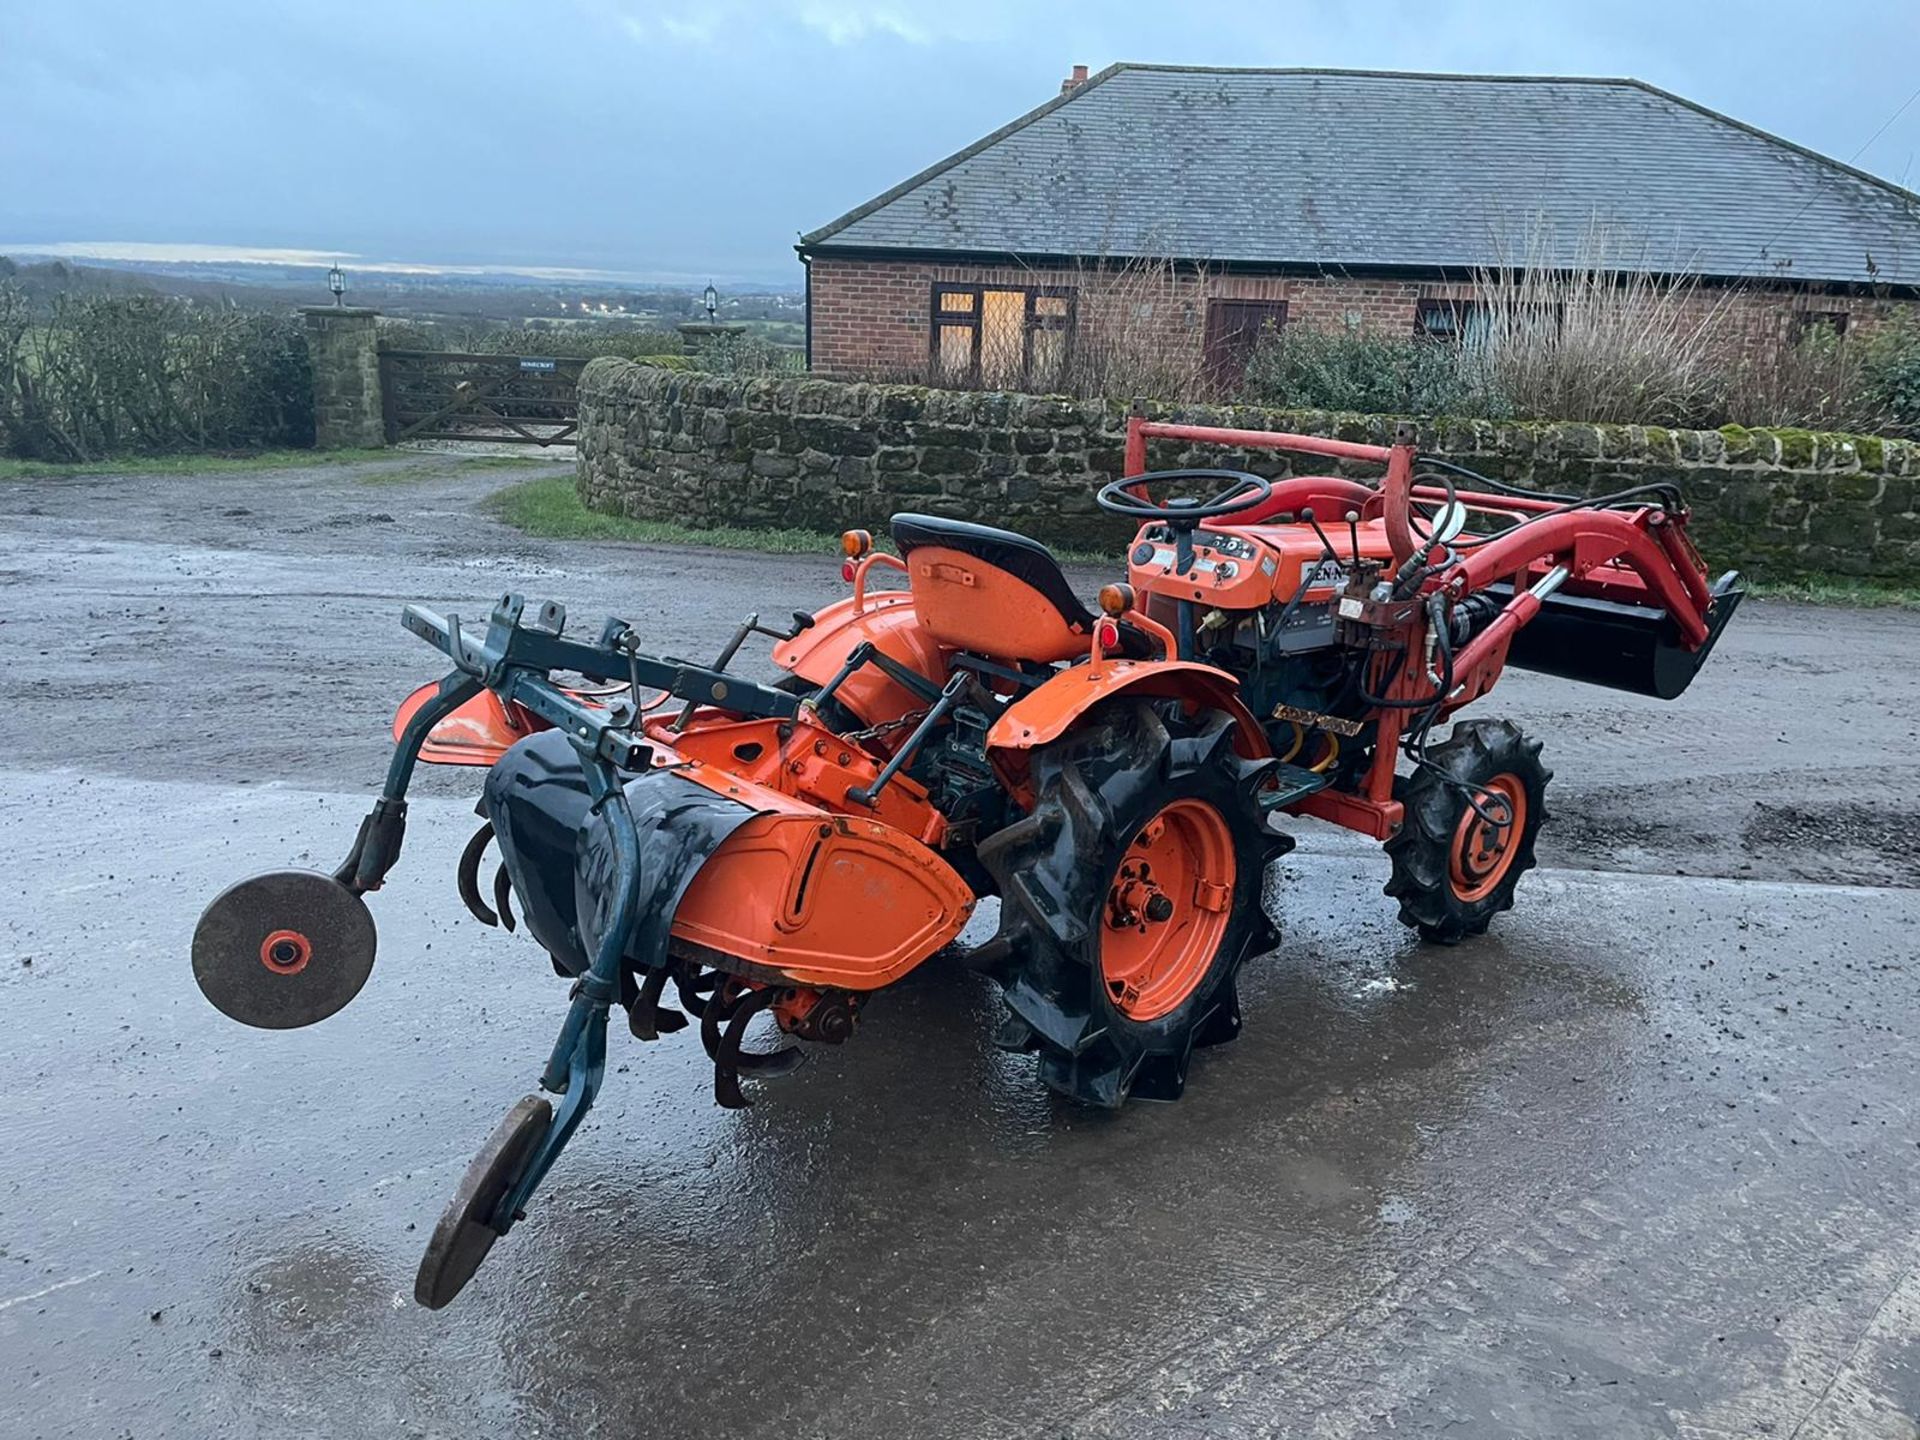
[0,244,808,463]
[0,248,806,348]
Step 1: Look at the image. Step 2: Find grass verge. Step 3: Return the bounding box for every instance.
[483,474,1118,563]
[483,474,844,554]
[1748,576,1920,609]
[0,448,393,480]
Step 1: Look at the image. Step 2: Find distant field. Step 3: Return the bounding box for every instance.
[1,253,805,333]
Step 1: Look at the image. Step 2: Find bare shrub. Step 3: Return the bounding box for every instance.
[1047,254,1215,402]
[1726,317,1871,430]
[1466,224,1734,426]
[688,330,805,377]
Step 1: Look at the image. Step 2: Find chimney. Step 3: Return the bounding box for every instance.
[1061,64,1089,94]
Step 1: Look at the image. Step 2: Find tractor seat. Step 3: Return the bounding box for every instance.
[890,513,1093,664]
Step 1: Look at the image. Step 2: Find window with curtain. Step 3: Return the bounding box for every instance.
[1414,299,1491,343]
[930,283,1074,387]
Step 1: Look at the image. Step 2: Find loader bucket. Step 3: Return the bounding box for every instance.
[1501,570,1746,701]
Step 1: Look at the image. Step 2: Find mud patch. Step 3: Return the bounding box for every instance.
[288,511,396,533]
[1741,800,1920,887]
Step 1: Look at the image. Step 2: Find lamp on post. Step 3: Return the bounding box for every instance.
[328,264,346,307]
[678,281,741,349]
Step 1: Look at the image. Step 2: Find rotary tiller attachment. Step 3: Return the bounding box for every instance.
[192,592,965,1311]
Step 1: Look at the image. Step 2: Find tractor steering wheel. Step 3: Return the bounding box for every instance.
[1096,469,1273,525]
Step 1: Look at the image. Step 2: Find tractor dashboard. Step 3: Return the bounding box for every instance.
[1126,516,1401,613]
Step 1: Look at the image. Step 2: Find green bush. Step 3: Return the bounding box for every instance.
[688,330,804,377]
[379,319,686,362]
[1240,325,1469,414]
[0,285,312,460]
[1859,315,1920,437]
[1237,302,1920,439]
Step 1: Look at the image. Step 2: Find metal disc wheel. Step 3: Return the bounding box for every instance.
[1384,719,1550,944]
[979,699,1290,1107]
[191,870,377,1029]
[414,1094,552,1310]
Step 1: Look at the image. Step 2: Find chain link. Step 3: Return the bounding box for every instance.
[805,701,926,747]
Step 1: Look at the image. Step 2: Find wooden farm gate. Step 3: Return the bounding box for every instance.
[379,349,586,446]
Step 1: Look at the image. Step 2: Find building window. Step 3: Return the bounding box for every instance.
[1202,299,1287,387]
[930,283,1073,388]
[1791,310,1849,341]
[1414,299,1490,343]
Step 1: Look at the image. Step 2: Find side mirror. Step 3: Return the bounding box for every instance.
[1428,499,1469,546]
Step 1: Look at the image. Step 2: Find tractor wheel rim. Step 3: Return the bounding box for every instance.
[1100,798,1237,1022]
[1448,774,1527,903]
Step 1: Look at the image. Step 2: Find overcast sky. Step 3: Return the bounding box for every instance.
[3,1,1916,285]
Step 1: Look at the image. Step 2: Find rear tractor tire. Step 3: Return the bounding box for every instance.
[1384,719,1550,945]
[980,699,1291,1108]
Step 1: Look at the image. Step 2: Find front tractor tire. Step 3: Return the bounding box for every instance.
[1384,719,1551,945]
[980,699,1290,1108]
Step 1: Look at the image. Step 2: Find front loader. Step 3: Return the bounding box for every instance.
[192,419,1742,1306]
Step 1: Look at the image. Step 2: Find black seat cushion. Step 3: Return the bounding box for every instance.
[890,513,1092,630]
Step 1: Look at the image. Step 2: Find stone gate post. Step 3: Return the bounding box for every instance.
[301,306,384,449]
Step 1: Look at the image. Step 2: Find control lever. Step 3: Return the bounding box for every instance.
[674,611,769,731]
[1299,508,1339,566]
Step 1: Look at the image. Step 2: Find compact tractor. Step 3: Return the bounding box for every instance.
[193,417,1743,1307]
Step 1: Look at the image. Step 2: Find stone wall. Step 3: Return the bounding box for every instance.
[577,357,1920,581]
[301,307,384,449]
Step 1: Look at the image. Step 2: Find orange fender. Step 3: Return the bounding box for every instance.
[771,591,947,735]
[394,680,620,766]
[393,683,544,766]
[986,660,1270,797]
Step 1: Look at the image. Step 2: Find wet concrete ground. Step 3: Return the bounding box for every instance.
[2,453,1918,1438]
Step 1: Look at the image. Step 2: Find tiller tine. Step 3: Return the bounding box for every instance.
[492,864,516,933]
[625,965,688,1041]
[697,979,807,1109]
[456,821,499,927]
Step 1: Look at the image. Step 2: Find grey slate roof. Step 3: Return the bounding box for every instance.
[802,66,1920,288]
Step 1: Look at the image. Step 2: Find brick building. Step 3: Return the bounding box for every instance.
[797,66,1920,391]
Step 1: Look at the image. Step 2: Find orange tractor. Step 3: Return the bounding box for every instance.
[193,418,1743,1306]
